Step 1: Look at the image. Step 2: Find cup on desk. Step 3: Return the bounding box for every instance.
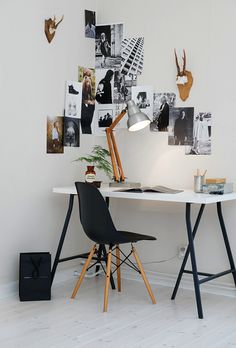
[194,175,205,193]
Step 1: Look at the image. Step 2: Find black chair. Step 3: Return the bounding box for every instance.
[71,182,157,312]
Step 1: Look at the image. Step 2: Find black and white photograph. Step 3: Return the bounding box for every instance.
[78,66,96,135]
[168,107,194,146]
[95,23,123,69]
[94,104,115,136]
[131,85,153,119]
[120,37,144,76]
[64,81,82,118]
[63,117,80,147]
[95,68,114,104]
[85,10,96,39]
[114,102,127,129]
[113,71,137,104]
[185,112,212,155]
[150,92,176,132]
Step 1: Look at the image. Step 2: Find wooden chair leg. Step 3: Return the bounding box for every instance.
[132,245,156,304]
[71,244,97,299]
[103,247,112,312]
[116,245,121,292]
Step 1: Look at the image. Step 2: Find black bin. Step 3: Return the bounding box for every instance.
[19,252,51,301]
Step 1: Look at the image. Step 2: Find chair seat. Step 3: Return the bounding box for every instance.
[114,231,156,244]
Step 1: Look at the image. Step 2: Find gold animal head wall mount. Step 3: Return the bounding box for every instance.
[44,15,64,43]
[174,49,193,101]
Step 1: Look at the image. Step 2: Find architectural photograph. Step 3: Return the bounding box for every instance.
[1,1,236,348]
[120,37,144,76]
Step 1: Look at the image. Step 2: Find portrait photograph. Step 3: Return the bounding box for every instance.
[168,107,194,146]
[113,71,137,104]
[46,116,64,154]
[64,81,82,118]
[78,66,96,101]
[63,117,80,147]
[95,23,123,69]
[150,92,176,132]
[131,85,153,120]
[78,66,96,135]
[85,10,96,39]
[185,112,212,155]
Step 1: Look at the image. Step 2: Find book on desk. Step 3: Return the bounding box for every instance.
[116,185,183,194]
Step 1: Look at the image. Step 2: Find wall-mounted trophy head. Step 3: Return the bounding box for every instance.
[174,49,193,101]
[44,15,64,43]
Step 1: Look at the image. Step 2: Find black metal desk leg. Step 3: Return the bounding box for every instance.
[51,194,75,284]
[217,202,236,286]
[171,204,205,300]
[185,203,203,319]
[104,196,115,289]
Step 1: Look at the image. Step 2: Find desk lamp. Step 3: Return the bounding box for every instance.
[106,100,150,186]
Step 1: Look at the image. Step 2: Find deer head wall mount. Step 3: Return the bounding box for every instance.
[44,15,64,43]
[174,49,193,101]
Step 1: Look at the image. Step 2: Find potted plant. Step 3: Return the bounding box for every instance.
[73,145,113,187]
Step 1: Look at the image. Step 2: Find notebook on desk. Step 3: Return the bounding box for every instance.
[116,185,183,194]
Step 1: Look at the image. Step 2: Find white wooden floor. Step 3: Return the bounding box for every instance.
[1,276,236,348]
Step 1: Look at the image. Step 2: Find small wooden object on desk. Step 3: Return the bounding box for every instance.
[205,178,226,184]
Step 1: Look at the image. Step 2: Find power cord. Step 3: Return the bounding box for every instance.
[142,253,178,264]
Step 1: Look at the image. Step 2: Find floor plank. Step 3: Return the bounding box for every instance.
[0,277,236,348]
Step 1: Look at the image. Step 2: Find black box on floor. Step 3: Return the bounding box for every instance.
[19,252,51,301]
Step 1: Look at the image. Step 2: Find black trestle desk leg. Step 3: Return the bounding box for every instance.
[104,196,115,289]
[171,204,205,300]
[185,203,203,319]
[217,202,236,286]
[51,194,75,285]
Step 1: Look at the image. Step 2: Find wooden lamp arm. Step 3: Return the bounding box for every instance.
[105,109,127,182]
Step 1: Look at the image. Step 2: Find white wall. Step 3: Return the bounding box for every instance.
[0,0,103,285]
[97,0,236,283]
[1,0,236,288]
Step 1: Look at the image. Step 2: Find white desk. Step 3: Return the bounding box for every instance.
[52,185,236,318]
[53,185,236,204]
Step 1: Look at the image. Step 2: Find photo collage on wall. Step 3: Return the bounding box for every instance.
[46,9,212,156]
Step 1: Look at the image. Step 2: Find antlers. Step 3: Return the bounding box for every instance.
[44,15,64,43]
[174,49,193,101]
[174,49,186,77]
[54,15,64,29]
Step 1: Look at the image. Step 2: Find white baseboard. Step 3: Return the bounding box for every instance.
[0,268,76,300]
[1,266,236,300]
[121,267,236,298]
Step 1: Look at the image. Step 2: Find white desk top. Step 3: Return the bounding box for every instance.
[53,186,236,205]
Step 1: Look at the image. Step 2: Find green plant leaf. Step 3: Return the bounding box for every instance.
[73,145,113,179]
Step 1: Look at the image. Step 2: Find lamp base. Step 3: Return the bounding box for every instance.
[109,181,141,188]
